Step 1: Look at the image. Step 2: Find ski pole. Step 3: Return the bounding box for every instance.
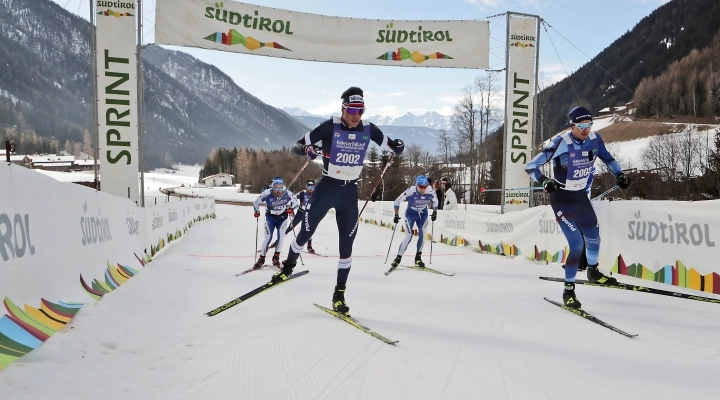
[592,185,620,201]
[359,153,395,219]
[430,219,434,265]
[287,158,311,189]
[384,220,399,264]
[254,217,259,256]
[479,187,544,192]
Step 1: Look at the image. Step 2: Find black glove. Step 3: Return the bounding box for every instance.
[393,214,400,224]
[541,177,557,193]
[431,210,437,221]
[371,192,377,202]
[303,145,322,160]
[616,173,631,189]
[389,139,405,154]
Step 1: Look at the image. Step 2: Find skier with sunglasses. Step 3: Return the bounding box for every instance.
[269,86,405,315]
[525,106,631,309]
[270,180,317,252]
[252,177,299,269]
[389,175,439,269]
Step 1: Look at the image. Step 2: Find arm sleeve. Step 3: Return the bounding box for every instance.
[292,119,333,155]
[525,135,565,182]
[287,191,300,209]
[595,133,623,176]
[394,188,411,209]
[369,124,396,153]
[432,192,439,209]
[254,191,267,212]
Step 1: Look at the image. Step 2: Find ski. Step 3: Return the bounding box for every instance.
[304,250,327,257]
[539,276,720,305]
[205,270,309,317]
[384,264,399,276]
[234,264,280,277]
[401,265,455,276]
[313,304,398,345]
[543,297,638,338]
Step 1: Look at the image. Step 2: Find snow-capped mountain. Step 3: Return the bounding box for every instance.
[281,108,453,131]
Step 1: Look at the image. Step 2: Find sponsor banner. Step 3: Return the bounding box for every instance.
[155,0,489,69]
[361,199,720,288]
[96,0,140,202]
[502,14,538,213]
[0,164,212,308]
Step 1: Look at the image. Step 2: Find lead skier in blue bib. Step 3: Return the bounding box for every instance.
[390,175,438,269]
[252,177,300,269]
[525,106,631,308]
[269,87,405,315]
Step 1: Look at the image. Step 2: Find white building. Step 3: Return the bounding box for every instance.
[201,173,234,187]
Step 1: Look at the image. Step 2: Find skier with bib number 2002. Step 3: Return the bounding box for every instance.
[268,86,404,315]
[524,106,631,309]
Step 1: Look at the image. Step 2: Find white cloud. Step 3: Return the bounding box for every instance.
[366,91,406,98]
[438,95,463,104]
[309,100,342,116]
[374,105,403,118]
[463,0,501,8]
[438,106,455,116]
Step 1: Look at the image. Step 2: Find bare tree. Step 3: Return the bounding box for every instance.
[451,85,479,203]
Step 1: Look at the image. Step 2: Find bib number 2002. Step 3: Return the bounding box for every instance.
[335,152,361,165]
[572,167,591,178]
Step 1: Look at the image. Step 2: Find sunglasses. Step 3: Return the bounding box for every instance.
[417,185,428,189]
[307,185,315,190]
[343,106,365,116]
[272,186,284,191]
[575,122,593,130]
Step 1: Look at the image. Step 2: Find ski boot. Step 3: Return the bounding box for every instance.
[269,260,296,284]
[563,282,582,309]
[414,252,426,268]
[253,255,265,269]
[332,285,350,315]
[271,252,281,268]
[587,264,617,285]
[306,241,315,253]
[390,255,402,268]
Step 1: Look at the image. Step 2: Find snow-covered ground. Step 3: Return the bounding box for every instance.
[0,202,719,399]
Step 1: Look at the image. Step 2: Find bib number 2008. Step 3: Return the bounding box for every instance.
[335,152,360,165]
[572,167,591,178]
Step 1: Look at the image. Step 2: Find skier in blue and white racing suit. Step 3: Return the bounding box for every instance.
[525,106,631,309]
[389,175,439,269]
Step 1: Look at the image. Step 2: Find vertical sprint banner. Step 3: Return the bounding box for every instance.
[96,1,139,202]
[502,14,538,213]
[155,0,489,69]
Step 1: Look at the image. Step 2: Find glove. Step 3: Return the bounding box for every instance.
[616,173,631,189]
[431,210,437,221]
[393,214,400,224]
[541,177,557,193]
[287,207,294,216]
[389,139,404,154]
[253,210,260,218]
[371,192,377,202]
[304,145,321,160]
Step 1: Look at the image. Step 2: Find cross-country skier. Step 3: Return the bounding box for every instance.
[269,86,405,315]
[252,177,299,269]
[390,175,438,269]
[270,180,317,252]
[525,106,631,309]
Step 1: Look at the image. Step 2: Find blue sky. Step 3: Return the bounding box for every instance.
[53,0,668,118]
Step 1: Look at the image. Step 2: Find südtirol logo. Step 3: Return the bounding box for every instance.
[376,23,454,64]
[96,1,135,17]
[203,2,293,51]
[627,210,715,247]
[509,33,535,48]
[0,212,36,262]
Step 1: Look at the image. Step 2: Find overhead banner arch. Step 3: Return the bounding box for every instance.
[155,0,489,69]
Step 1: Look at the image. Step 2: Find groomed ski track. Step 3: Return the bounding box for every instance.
[1,204,718,400]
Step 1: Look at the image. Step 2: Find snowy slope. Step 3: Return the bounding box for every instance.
[0,204,718,399]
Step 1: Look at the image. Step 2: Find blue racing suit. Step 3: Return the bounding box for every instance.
[525,130,623,282]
